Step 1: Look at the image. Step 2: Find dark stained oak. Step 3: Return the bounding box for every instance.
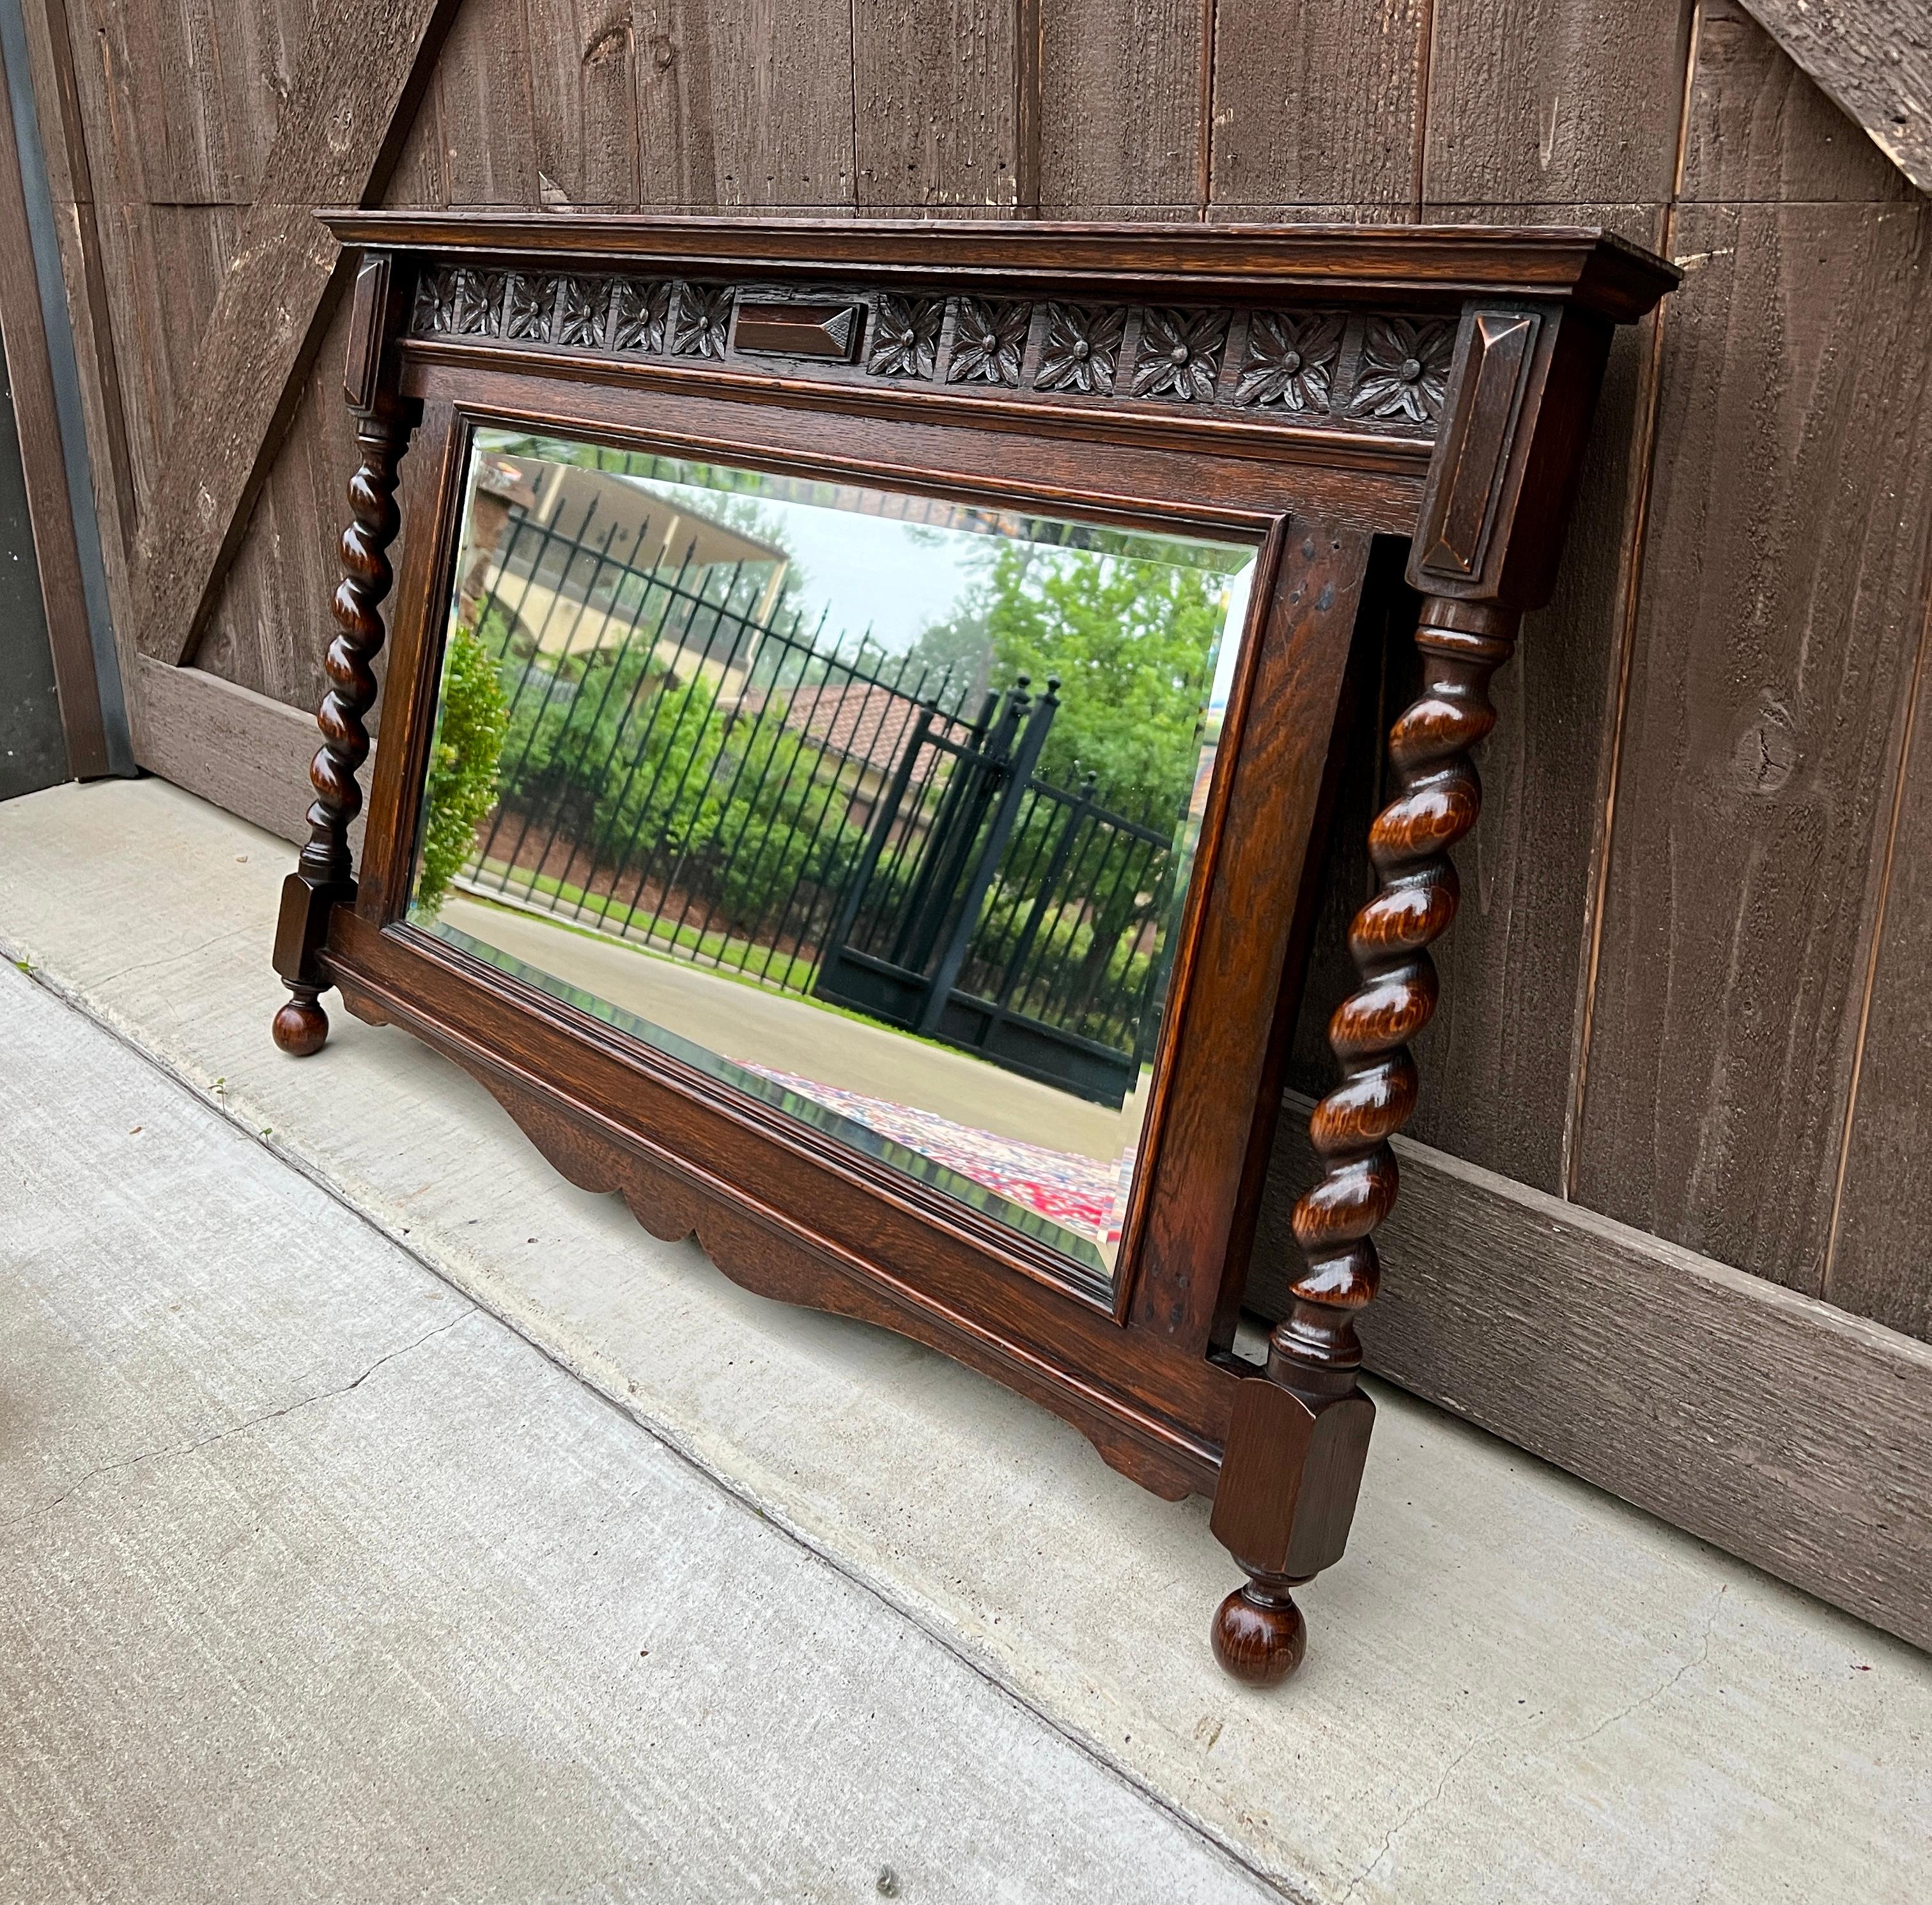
[270,214,1672,1684]
[272,254,419,1052]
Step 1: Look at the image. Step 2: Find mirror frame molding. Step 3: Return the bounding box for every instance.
[270,213,1674,1683]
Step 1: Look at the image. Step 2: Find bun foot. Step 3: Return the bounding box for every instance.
[1212,1582,1308,1685]
[272,992,330,1056]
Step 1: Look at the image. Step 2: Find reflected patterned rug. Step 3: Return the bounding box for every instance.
[736,1062,1132,1250]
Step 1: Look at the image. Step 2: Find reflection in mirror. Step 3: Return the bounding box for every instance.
[408,430,1256,1288]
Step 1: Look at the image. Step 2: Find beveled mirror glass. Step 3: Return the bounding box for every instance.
[406,429,1256,1283]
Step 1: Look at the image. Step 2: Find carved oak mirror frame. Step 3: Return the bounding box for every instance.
[270,213,1673,1683]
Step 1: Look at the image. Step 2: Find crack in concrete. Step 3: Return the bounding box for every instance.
[1336,1727,1499,1905]
[92,923,259,988]
[9,1307,479,1531]
[1567,1586,1726,1747]
[1330,1587,1727,1902]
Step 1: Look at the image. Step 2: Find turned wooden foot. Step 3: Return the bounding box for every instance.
[272,989,330,1056]
[1212,1580,1308,1685]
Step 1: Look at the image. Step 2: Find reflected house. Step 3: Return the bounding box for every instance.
[474,456,791,684]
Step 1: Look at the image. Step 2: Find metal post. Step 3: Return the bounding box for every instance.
[915,676,1060,1037]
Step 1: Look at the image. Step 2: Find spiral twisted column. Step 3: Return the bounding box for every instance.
[272,404,411,1056]
[1278,595,1519,1376]
[1212,594,1520,1683]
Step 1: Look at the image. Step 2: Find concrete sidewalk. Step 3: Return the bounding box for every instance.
[4,776,1929,1904]
[3,963,1267,1902]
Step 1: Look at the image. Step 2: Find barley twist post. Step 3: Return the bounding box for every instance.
[272,399,412,1055]
[1211,595,1519,1683]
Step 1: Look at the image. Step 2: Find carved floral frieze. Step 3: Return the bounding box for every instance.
[555,277,605,349]
[408,266,1460,436]
[1349,316,1457,424]
[672,284,733,359]
[1131,309,1231,403]
[612,279,672,355]
[502,272,549,341]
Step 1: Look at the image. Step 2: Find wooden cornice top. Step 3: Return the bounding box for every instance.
[318,213,1679,327]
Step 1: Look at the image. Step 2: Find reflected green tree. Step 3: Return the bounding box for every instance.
[414,621,510,915]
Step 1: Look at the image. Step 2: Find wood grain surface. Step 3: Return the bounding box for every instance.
[1825,585,1932,1336]
[1209,0,1427,213]
[635,0,856,207]
[1572,200,1932,1293]
[1737,0,1932,192]
[854,0,1017,211]
[126,0,460,669]
[1039,0,1202,213]
[132,656,369,860]
[1421,0,1691,207]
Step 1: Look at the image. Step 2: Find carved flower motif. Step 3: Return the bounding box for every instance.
[1349,316,1456,424]
[672,284,733,357]
[428,268,498,335]
[1035,304,1126,395]
[867,295,945,379]
[554,276,607,348]
[612,279,673,353]
[1234,311,1345,412]
[1131,308,1230,402]
[502,272,553,341]
[947,298,1030,385]
[411,271,445,334]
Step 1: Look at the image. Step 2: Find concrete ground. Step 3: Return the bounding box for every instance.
[3,776,1929,1904]
[2,962,1262,1904]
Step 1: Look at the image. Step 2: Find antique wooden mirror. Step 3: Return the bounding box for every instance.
[271,215,1673,1683]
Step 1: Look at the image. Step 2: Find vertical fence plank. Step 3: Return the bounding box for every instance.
[1421,0,1690,208]
[1209,0,1428,214]
[433,0,541,206]
[636,0,855,207]
[1683,6,1932,1346]
[1563,10,1932,1308]
[89,203,236,521]
[853,0,1016,210]
[1825,603,1932,1339]
[524,0,641,206]
[1573,199,1932,1293]
[1038,0,1200,213]
[380,62,452,209]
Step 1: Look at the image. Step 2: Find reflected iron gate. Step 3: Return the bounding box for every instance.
[816,677,1177,1106]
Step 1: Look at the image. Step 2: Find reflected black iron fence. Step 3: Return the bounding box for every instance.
[815,678,1176,1102]
[456,494,1178,1097]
